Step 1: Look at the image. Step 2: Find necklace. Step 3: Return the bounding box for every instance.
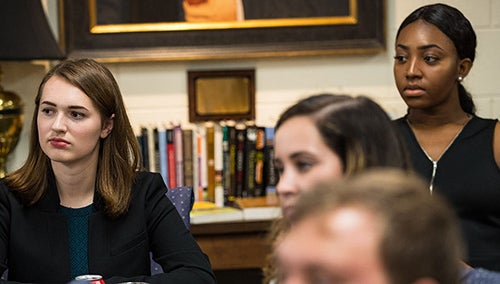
[406,115,471,194]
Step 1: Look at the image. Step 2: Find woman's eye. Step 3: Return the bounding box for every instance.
[41,108,54,115]
[70,111,85,119]
[393,55,407,63]
[424,55,439,63]
[296,161,313,172]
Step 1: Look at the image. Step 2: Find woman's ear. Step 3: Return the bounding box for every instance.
[458,58,473,79]
[101,114,115,139]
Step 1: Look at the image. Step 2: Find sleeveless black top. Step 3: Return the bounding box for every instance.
[395,116,500,271]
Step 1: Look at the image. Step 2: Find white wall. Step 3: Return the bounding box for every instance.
[2,0,499,172]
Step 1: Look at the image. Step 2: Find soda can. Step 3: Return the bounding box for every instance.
[75,274,105,284]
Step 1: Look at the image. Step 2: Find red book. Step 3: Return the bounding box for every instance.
[166,128,176,189]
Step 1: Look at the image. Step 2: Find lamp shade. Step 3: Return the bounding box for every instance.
[0,0,65,60]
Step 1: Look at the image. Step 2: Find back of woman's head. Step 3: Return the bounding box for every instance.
[275,94,411,176]
[396,3,477,114]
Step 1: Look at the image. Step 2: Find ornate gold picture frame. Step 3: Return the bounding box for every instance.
[59,0,385,62]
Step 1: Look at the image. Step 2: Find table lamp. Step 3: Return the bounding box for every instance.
[0,0,65,177]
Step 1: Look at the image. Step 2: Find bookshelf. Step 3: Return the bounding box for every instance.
[137,121,279,207]
[189,197,279,283]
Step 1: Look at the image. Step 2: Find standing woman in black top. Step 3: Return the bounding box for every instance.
[0,58,216,283]
[393,3,500,271]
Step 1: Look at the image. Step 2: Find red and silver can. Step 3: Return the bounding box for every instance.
[75,274,105,284]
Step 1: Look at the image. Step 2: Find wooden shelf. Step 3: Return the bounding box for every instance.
[191,220,272,270]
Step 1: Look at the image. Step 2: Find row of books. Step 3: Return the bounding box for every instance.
[136,121,279,206]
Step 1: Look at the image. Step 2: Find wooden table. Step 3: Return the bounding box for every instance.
[191,219,273,270]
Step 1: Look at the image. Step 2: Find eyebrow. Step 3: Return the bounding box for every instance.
[40,101,89,111]
[396,43,444,51]
[290,151,316,160]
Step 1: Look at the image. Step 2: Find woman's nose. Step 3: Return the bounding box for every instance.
[51,114,67,132]
[276,170,298,196]
[406,57,422,78]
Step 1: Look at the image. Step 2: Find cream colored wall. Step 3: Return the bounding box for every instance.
[2,0,499,172]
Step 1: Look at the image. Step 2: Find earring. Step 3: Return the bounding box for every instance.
[458,76,464,82]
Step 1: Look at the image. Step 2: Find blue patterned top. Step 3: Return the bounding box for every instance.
[60,204,93,279]
[462,267,500,284]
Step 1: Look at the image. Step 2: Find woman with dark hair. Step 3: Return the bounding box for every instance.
[263,93,412,282]
[0,59,216,283]
[274,94,411,220]
[393,3,500,271]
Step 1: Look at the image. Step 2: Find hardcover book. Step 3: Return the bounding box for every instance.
[254,126,266,197]
[214,123,224,207]
[158,126,168,184]
[166,127,177,189]
[243,124,257,197]
[173,124,184,187]
[205,122,215,202]
[182,128,194,187]
[226,123,237,203]
[234,196,281,221]
[140,127,150,171]
[194,124,207,201]
[190,201,244,224]
[234,123,247,198]
[152,127,160,173]
[264,127,278,197]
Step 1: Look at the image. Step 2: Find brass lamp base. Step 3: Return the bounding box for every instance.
[0,66,24,178]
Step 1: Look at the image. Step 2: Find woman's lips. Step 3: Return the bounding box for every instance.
[49,138,69,148]
[403,86,425,97]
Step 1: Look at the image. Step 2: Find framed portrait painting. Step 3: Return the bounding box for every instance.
[59,0,385,62]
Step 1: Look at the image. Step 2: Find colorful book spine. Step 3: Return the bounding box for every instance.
[221,123,231,205]
[227,123,237,203]
[148,126,156,172]
[264,127,278,196]
[194,124,207,201]
[166,127,177,189]
[173,124,184,187]
[153,127,160,173]
[182,128,194,188]
[254,126,266,197]
[192,126,199,201]
[205,122,215,202]
[243,124,257,197]
[140,127,149,171]
[214,123,224,207]
[235,123,247,198]
[158,126,168,185]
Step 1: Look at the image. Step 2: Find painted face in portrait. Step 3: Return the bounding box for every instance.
[274,115,343,220]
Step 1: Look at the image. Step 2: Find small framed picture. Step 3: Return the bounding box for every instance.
[188,69,255,122]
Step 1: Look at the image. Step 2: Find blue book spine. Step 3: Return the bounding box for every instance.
[158,127,168,185]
